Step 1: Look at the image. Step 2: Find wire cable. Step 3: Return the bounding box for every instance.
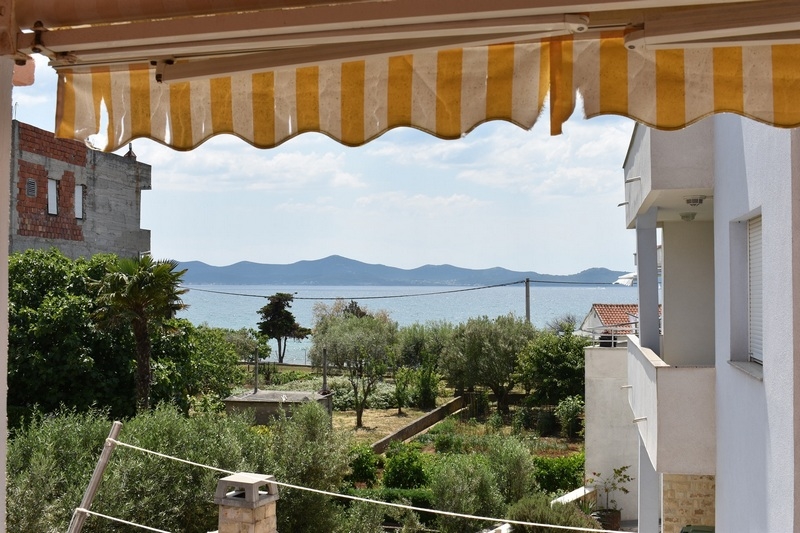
[183,277,615,301]
[73,508,171,533]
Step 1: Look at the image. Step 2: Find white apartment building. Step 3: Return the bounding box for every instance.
[613,115,798,532]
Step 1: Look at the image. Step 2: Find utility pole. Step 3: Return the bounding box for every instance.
[525,278,531,324]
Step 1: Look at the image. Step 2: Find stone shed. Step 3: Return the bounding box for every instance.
[223,390,333,425]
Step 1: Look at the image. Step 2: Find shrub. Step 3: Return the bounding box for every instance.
[383,443,428,489]
[487,411,504,432]
[430,418,466,454]
[484,435,537,505]
[347,444,380,488]
[8,402,352,533]
[506,492,601,532]
[345,487,435,525]
[430,454,504,533]
[533,452,585,495]
[555,395,584,439]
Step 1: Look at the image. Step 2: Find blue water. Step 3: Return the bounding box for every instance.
[178,284,638,365]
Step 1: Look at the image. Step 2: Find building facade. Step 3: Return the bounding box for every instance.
[9,120,151,259]
[613,115,799,532]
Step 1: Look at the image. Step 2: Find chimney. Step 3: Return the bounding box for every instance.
[214,473,279,533]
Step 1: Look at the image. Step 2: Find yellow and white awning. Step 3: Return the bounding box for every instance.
[11,0,800,151]
[55,34,800,152]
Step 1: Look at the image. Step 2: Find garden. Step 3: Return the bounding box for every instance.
[6,249,612,532]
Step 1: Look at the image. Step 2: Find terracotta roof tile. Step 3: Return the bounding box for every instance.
[590,303,662,334]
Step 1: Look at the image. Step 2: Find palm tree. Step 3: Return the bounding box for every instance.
[93,255,188,411]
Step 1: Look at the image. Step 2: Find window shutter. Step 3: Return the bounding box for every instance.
[74,185,84,219]
[748,216,763,363]
[47,179,58,215]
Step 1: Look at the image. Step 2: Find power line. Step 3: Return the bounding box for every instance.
[182,278,616,301]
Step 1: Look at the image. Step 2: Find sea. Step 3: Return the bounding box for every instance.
[178,283,639,365]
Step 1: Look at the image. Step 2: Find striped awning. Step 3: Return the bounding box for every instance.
[55,34,800,152]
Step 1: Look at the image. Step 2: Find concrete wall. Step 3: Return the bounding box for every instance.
[584,347,639,520]
[661,220,715,366]
[650,120,715,192]
[713,115,795,531]
[9,121,151,259]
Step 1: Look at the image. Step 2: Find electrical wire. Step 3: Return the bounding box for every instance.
[183,277,615,301]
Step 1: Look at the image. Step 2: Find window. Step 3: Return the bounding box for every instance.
[25,178,36,197]
[748,216,763,363]
[47,178,58,215]
[74,185,85,219]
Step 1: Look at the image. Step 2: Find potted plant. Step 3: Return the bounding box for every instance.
[588,465,634,530]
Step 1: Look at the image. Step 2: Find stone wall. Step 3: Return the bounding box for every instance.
[662,474,715,533]
[9,121,151,259]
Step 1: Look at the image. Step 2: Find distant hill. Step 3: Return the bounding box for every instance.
[178,255,628,286]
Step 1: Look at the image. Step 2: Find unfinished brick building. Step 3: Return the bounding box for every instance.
[9,120,151,259]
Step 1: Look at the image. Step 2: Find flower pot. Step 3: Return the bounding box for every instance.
[592,508,621,530]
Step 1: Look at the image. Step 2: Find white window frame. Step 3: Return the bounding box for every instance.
[47,178,58,215]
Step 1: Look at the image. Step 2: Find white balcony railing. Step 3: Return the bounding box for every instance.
[627,335,716,475]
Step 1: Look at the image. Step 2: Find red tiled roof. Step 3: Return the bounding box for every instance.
[593,304,641,327]
[590,303,662,334]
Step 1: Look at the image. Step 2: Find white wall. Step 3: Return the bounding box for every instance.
[661,220,715,366]
[585,347,639,519]
[713,115,795,531]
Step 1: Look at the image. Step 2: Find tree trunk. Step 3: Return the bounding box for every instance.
[353,382,364,428]
[277,337,285,363]
[132,319,151,411]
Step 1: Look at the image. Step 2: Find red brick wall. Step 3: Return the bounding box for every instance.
[16,128,84,242]
[17,121,87,167]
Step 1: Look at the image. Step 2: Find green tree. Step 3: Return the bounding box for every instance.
[150,321,247,412]
[8,249,136,419]
[92,255,188,411]
[517,329,590,405]
[221,326,271,362]
[441,314,536,412]
[257,292,311,363]
[311,300,398,428]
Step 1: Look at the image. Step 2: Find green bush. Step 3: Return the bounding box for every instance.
[8,402,351,533]
[484,435,537,505]
[554,395,584,439]
[347,444,380,488]
[383,443,428,489]
[430,418,466,454]
[430,454,504,533]
[345,487,435,525]
[533,452,585,495]
[506,492,600,532]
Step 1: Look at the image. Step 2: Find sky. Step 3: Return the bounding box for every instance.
[13,55,636,275]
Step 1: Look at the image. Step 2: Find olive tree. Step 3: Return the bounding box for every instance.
[311,300,398,428]
[441,314,536,412]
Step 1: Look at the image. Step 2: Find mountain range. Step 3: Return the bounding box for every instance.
[177,255,628,286]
